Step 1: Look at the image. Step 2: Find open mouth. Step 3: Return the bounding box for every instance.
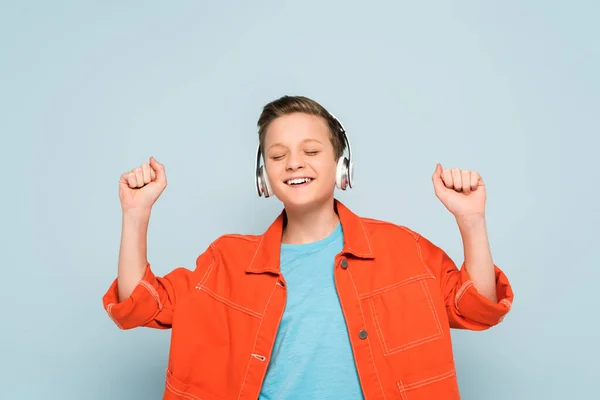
[285,177,314,187]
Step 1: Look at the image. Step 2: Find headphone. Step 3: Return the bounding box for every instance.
[255,112,354,198]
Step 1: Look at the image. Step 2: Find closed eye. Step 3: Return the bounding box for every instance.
[271,154,285,161]
[305,151,319,156]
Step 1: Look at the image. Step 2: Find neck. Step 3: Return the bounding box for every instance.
[281,199,340,244]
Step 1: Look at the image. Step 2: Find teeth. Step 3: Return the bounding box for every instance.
[287,178,312,185]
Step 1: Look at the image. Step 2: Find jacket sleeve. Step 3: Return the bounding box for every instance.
[417,235,514,330]
[101,248,214,330]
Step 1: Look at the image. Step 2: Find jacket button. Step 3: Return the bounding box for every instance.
[340,259,349,269]
[358,330,368,339]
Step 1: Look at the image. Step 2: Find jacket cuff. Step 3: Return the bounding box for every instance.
[102,264,162,329]
[454,264,513,326]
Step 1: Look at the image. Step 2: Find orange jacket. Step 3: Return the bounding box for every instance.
[103,200,513,399]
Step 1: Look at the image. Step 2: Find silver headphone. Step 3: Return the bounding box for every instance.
[255,113,354,198]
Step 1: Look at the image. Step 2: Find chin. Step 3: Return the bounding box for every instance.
[276,191,333,213]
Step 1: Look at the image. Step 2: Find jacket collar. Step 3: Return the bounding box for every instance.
[246,199,374,274]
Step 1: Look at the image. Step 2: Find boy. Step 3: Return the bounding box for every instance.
[103,95,514,399]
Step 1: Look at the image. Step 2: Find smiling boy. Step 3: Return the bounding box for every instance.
[103,95,514,399]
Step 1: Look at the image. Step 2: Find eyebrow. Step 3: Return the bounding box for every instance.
[267,138,324,151]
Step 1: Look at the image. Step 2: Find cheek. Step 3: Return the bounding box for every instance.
[265,162,282,179]
[316,160,338,181]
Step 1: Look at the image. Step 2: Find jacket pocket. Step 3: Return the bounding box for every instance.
[396,361,460,400]
[367,274,442,355]
[164,369,223,400]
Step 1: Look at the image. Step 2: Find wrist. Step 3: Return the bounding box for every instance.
[122,207,152,222]
[455,213,486,232]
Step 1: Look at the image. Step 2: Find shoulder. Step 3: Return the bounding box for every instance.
[359,216,423,243]
[208,232,263,253]
[192,232,264,272]
[358,215,446,260]
[212,232,263,246]
[356,216,444,259]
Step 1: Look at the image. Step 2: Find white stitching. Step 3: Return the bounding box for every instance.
[414,280,445,352]
[196,285,262,318]
[197,254,216,287]
[415,240,434,276]
[165,382,201,400]
[138,280,162,311]
[219,233,261,243]
[358,218,374,255]
[385,332,441,355]
[399,226,420,240]
[497,299,512,323]
[106,303,123,329]
[500,299,512,310]
[347,269,387,399]
[165,373,202,400]
[251,353,266,361]
[397,380,409,400]
[360,273,434,299]
[245,235,264,272]
[237,282,280,400]
[368,281,443,356]
[421,279,443,335]
[193,247,264,317]
[454,280,474,310]
[397,368,456,392]
[361,217,420,240]
[369,299,390,354]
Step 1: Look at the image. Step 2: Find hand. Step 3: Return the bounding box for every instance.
[119,157,167,212]
[432,163,486,218]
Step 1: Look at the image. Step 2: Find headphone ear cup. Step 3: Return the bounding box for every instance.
[259,166,273,197]
[257,166,266,197]
[347,159,354,188]
[335,156,349,190]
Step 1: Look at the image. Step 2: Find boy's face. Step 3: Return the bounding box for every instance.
[263,112,338,211]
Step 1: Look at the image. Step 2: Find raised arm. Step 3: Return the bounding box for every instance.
[116,157,166,300]
[427,163,514,329]
[102,157,200,330]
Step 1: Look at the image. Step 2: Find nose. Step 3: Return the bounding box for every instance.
[285,151,304,171]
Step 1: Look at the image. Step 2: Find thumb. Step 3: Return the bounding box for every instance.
[149,156,166,182]
[431,163,445,192]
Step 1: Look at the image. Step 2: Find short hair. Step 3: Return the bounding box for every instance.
[257,95,346,160]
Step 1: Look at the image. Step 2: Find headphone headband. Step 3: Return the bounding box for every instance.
[329,113,352,173]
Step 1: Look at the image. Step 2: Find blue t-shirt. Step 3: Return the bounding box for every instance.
[258,223,364,399]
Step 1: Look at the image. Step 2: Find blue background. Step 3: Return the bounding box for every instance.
[2,1,598,398]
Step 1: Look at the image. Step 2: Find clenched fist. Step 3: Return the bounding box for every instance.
[119,157,167,212]
[432,163,486,218]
